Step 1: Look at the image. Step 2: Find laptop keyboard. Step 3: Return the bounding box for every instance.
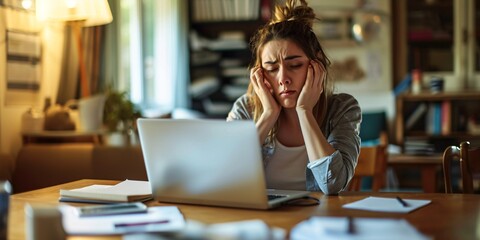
[268,194,288,200]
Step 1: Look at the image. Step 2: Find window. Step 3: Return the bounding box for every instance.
[110,0,189,117]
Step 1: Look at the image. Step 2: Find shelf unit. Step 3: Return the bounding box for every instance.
[187,0,271,118]
[393,0,480,90]
[395,91,480,154]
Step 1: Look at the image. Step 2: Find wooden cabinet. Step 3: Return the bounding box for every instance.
[395,91,480,154]
[187,0,271,118]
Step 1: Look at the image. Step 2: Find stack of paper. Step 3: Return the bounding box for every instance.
[59,180,153,203]
[60,205,185,235]
[290,217,431,240]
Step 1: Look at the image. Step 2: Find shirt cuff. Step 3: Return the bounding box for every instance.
[307,150,339,169]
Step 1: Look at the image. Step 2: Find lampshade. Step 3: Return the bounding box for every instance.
[36,0,112,27]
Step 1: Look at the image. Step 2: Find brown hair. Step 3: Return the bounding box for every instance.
[247,0,333,140]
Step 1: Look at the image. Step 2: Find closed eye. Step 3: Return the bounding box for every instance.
[290,64,303,69]
[265,68,278,73]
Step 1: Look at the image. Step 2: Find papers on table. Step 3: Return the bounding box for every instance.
[290,217,432,240]
[60,205,185,235]
[123,219,287,240]
[342,196,432,213]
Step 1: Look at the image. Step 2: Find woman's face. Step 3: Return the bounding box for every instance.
[260,39,310,109]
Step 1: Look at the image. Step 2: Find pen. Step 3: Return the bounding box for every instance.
[347,216,356,234]
[114,219,170,228]
[396,196,410,207]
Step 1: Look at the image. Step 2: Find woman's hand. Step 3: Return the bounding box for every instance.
[296,60,325,112]
[250,67,281,144]
[250,67,281,119]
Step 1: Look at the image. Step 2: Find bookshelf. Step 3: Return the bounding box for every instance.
[395,91,480,154]
[187,0,271,118]
[393,0,480,90]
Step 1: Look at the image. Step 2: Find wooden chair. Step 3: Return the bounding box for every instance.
[349,145,387,191]
[443,141,480,193]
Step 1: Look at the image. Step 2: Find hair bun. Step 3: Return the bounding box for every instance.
[270,0,316,28]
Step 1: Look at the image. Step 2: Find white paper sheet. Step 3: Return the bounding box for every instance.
[290,217,432,240]
[60,205,185,235]
[342,196,431,213]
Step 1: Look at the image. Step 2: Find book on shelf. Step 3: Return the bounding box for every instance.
[202,98,233,116]
[222,83,247,100]
[192,0,260,22]
[425,102,442,135]
[404,139,435,155]
[441,100,451,135]
[222,66,249,77]
[434,103,442,135]
[190,76,220,99]
[405,103,427,130]
[59,180,153,204]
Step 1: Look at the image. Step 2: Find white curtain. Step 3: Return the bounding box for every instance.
[103,0,189,116]
[152,0,189,111]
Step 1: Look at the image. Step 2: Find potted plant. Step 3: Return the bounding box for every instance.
[103,89,142,146]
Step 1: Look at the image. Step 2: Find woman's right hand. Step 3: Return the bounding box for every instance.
[250,67,281,144]
[250,67,281,120]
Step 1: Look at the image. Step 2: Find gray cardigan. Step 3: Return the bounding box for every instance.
[227,93,361,194]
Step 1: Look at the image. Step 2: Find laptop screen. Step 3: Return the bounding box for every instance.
[137,118,273,209]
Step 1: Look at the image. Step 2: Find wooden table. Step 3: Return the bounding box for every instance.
[388,153,443,193]
[9,179,480,240]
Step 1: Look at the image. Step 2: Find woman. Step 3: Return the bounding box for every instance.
[227,0,361,195]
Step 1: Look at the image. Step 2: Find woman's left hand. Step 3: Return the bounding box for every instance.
[296,60,326,112]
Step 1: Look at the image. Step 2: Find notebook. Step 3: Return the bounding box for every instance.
[137,118,311,209]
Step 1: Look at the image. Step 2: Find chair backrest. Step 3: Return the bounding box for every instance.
[443,141,480,193]
[349,145,387,191]
[360,111,388,146]
[350,111,389,192]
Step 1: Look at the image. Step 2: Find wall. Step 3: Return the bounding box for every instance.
[310,0,395,138]
[0,7,64,157]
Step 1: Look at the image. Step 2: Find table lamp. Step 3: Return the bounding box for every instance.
[36,0,113,98]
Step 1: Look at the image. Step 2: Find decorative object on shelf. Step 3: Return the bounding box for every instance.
[77,94,106,132]
[43,104,76,131]
[429,76,444,93]
[467,114,480,135]
[330,57,365,82]
[411,69,422,94]
[21,108,44,133]
[351,7,384,43]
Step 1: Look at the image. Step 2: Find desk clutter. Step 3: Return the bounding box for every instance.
[23,179,434,240]
[26,203,286,240]
[35,192,433,239]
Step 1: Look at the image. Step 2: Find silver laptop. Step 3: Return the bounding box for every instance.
[137,118,311,209]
